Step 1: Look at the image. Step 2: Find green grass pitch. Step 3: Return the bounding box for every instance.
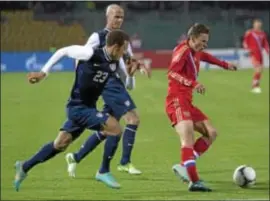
[1,69,269,200]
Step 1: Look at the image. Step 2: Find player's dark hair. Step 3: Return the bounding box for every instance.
[253,18,262,24]
[106,30,130,47]
[187,23,210,38]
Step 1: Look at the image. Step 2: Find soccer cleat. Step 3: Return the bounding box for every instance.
[251,87,262,94]
[95,171,121,189]
[172,164,190,183]
[14,161,27,192]
[117,163,142,175]
[65,153,77,178]
[188,181,212,192]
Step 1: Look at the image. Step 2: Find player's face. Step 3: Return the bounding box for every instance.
[108,9,124,29]
[253,21,262,30]
[192,33,209,51]
[112,41,128,60]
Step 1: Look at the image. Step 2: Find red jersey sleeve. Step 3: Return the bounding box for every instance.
[200,51,229,69]
[263,32,269,54]
[168,45,198,88]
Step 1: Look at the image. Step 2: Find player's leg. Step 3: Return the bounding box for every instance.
[66,105,113,169]
[166,99,211,192]
[193,120,217,159]
[118,103,141,174]
[102,88,141,175]
[94,114,122,189]
[66,105,121,188]
[191,106,217,159]
[14,120,84,191]
[173,106,214,182]
[251,54,263,93]
[174,120,211,192]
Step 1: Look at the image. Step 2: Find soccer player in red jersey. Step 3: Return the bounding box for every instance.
[165,24,237,192]
[243,18,269,94]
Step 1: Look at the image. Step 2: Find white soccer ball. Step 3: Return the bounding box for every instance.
[233,165,256,188]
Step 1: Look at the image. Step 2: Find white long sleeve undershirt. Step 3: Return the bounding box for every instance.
[41,45,94,75]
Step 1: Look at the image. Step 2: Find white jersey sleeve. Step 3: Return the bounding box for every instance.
[85,32,100,49]
[41,45,94,75]
[118,57,135,90]
[74,32,100,67]
[127,43,134,57]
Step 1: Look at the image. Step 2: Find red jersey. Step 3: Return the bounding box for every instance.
[243,29,269,55]
[166,40,229,102]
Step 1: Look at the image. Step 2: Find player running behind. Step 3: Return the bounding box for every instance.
[243,18,269,94]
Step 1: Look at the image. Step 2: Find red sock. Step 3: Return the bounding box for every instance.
[252,72,261,88]
[181,147,199,182]
[193,137,211,158]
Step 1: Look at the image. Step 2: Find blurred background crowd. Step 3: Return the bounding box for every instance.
[1,1,269,51]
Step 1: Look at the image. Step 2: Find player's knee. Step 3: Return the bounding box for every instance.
[175,120,195,147]
[123,110,140,125]
[255,66,263,73]
[53,131,73,151]
[104,116,122,136]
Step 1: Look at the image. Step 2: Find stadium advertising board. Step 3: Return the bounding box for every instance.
[1,49,269,72]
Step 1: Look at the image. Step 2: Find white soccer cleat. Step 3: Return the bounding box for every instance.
[251,87,262,94]
[65,153,77,178]
[117,163,142,175]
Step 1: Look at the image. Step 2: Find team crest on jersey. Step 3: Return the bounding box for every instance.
[96,112,104,118]
[124,100,131,107]
[109,63,116,71]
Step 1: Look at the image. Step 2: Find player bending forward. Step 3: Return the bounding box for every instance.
[243,18,269,94]
[14,30,133,191]
[166,24,237,192]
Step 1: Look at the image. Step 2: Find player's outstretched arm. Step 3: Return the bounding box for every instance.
[200,52,237,71]
[27,45,94,84]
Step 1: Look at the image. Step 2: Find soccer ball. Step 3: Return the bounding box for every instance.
[233,165,256,188]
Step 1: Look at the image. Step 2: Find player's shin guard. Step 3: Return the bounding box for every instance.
[22,142,61,173]
[181,147,199,183]
[252,72,261,88]
[120,124,138,165]
[73,132,106,163]
[193,137,211,159]
[99,135,121,173]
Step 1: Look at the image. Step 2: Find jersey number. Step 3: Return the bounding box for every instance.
[93,71,109,83]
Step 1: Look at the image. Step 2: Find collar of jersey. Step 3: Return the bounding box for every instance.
[102,47,112,61]
[104,28,111,32]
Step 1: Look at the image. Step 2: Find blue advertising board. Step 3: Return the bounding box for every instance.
[1,52,74,73]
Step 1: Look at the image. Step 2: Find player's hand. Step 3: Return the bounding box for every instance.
[27,72,46,84]
[126,57,151,78]
[194,83,206,95]
[139,61,151,78]
[227,63,237,71]
[126,58,138,77]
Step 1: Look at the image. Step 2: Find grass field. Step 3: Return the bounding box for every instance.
[1,69,269,200]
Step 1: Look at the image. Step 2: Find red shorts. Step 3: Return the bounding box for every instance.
[166,97,208,126]
[250,53,263,66]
